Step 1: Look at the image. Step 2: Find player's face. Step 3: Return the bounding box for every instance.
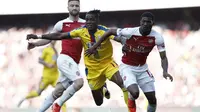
[85,14,98,31]
[140,17,153,35]
[68,1,80,16]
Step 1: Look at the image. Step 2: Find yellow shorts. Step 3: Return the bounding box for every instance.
[86,61,119,90]
[39,77,58,90]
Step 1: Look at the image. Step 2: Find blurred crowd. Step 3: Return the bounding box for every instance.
[0,24,200,109]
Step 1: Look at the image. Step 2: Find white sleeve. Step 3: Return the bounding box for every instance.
[156,34,166,52]
[116,28,132,39]
[51,21,62,33]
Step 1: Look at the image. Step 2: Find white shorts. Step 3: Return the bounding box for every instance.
[119,63,155,92]
[57,54,82,88]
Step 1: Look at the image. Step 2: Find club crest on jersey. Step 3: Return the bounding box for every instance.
[148,39,154,43]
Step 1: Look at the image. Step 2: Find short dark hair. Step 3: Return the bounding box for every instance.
[68,0,79,3]
[87,9,101,18]
[141,12,155,21]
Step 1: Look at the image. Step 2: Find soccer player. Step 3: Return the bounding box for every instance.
[27,1,111,112]
[18,41,67,112]
[85,12,173,112]
[26,9,128,110]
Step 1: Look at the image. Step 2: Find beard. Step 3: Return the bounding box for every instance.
[139,27,152,36]
[69,10,79,16]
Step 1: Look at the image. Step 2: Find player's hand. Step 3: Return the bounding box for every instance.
[47,63,56,68]
[85,47,97,57]
[27,42,36,50]
[122,44,129,53]
[27,34,39,40]
[163,72,173,82]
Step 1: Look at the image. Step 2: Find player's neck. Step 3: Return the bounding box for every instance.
[139,27,150,36]
[88,29,97,34]
[68,14,79,22]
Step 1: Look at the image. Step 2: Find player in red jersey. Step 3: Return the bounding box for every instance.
[28,1,110,112]
[85,12,173,112]
[26,1,107,112]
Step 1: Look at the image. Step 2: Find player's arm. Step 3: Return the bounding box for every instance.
[26,32,71,40]
[39,58,55,68]
[27,22,62,50]
[27,40,52,50]
[94,28,117,49]
[27,28,82,40]
[159,51,168,74]
[85,28,130,56]
[38,49,55,68]
[111,35,127,45]
[157,36,173,81]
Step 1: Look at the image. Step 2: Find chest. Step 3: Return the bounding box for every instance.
[126,35,155,48]
[82,31,109,48]
[62,22,85,32]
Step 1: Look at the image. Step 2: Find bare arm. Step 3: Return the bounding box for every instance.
[92,28,118,49]
[38,58,56,68]
[27,32,71,40]
[159,51,168,73]
[33,40,52,46]
[52,46,58,59]
[159,51,173,81]
[40,32,71,40]
[113,35,127,45]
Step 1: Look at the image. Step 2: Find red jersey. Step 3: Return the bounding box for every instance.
[52,18,85,63]
[117,27,165,68]
[122,35,156,66]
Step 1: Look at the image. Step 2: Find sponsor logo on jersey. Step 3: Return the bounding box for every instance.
[65,24,71,27]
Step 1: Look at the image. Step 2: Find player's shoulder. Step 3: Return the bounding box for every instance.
[119,26,139,34]
[126,27,139,32]
[55,18,71,25]
[56,18,85,24]
[42,47,49,53]
[78,18,86,23]
[71,25,86,32]
[150,29,162,38]
[44,46,52,51]
[97,25,109,31]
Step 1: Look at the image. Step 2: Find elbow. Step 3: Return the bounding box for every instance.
[108,29,117,35]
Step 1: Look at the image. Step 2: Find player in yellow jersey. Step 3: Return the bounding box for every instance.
[27,9,128,107]
[18,41,66,112]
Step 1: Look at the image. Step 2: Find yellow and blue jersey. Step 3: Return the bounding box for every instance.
[68,25,115,70]
[40,47,59,79]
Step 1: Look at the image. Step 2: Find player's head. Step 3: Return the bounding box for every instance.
[85,9,100,31]
[68,0,80,17]
[139,12,155,36]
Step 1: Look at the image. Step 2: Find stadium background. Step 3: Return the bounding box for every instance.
[0,0,200,112]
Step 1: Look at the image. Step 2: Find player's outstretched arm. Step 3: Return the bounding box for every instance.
[27,40,52,50]
[85,28,117,56]
[159,51,173,82]
[26,32,71,40]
